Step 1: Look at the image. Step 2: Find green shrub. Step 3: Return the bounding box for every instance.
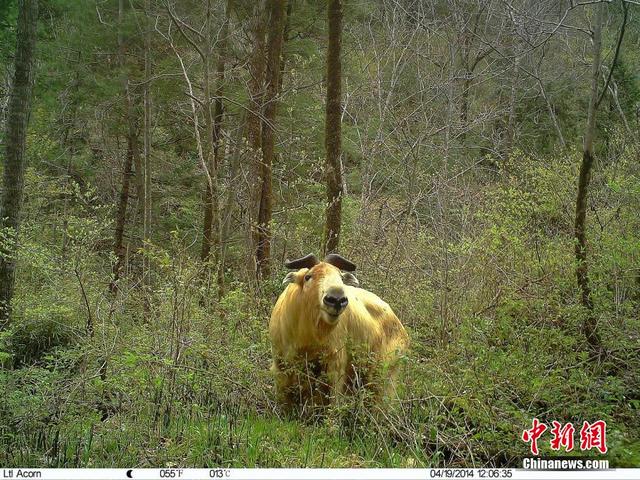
[5,304,77,367]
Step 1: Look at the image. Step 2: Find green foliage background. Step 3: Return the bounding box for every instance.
[0,0,639,468]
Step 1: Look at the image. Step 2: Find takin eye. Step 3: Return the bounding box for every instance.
[304,273,312,282]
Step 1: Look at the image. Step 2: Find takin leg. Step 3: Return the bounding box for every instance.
[272,356,331,418]
[343,351,396,422]
[301,354,342,421]
[345,349,383,400]
[271,359,301,415]
[379,342,408,401]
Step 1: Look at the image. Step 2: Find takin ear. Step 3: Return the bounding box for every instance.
[282,271,298,285]
[341,272,360,287]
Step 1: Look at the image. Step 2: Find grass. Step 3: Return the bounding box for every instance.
[1,155,639,468]
[2,302,638,468]
[1,382,431,467]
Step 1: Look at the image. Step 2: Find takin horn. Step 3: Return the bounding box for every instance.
[284,253,319,270]
[324,253,357,272]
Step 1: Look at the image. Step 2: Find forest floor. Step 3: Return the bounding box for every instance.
[1,283,639,468]
[1,157,640,467]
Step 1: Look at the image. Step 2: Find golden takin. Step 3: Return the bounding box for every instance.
[269,253,409,413]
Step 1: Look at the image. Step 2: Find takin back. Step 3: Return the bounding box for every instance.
[269,253,409,412]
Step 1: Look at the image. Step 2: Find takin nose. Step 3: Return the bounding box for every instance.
[323,290,348,312]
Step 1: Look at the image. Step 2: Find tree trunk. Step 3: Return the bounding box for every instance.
[110,0,138,292]
[606,75,632,137]
[111,130,136,292]
[459,29,472,144]
[255,0,287,280]
[504,52,519,153]
[537,77,566,149]
[201,0,230,298]
[199,0,229,298]
[221,117,246,279]
[142,0,152,314]
[246,0,266,279]
[134,105,145,214]
[459,52,487,144]
[127,4,143,217]
[459,74,471,140]
[0,0,38,324]
[323,0,343,255]
[575,2,604,354]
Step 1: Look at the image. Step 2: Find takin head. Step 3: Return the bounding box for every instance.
[281,253,360,326]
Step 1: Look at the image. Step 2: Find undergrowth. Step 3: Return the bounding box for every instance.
[1,152,639,467]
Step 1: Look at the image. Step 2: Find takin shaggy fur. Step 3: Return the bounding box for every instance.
[269,254,409,414]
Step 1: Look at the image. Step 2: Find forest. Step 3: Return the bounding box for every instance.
[0,0,639,469]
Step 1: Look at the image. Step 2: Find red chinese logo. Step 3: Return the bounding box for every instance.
[522,419,607,455]
[550,421,575,452]
[580,420,608,454]
[522,418,547,455]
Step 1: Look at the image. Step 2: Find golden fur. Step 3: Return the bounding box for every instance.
[269,262,409,411]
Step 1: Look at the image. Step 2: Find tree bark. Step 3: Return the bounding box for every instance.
[134,104,145,214]
[459,74,471,141]
[221,117,246,281]
[537,76,566,150]
[110,0,138,292]
[255,0,287,280]
[0,0,38,324]
[246,0,266,279]
[458,27,473,144]
[323,0,343,255]
[198,0,229,298]
[504,52,519,153]
[201,0,230,290]
[575,2,604,354]
[142,0,152,313]
[111,127,136,292]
